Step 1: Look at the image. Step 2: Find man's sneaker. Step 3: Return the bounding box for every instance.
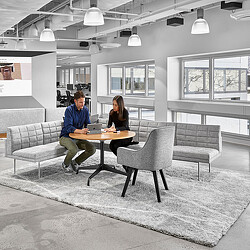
[71,159,79,174]
[61,162,73,175]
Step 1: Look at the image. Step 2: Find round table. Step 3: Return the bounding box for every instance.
[69,130,136,186]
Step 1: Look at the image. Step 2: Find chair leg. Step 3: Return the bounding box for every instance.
[159,169,168,190]
[132,169,138,186]
[209,163,211,173]
[13,159,16,174]
[197,162,200,181]
[121,167,133,197]
[38,162,41,179]
[152,171,161,202]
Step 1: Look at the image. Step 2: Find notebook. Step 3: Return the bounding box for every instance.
[87,123,102,134]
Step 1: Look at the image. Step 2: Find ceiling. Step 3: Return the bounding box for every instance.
[0,0,236,66]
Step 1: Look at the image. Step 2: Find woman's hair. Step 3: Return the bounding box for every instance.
[111,95,125,121]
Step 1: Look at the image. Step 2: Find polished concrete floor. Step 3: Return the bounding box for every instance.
[0,139,250,250]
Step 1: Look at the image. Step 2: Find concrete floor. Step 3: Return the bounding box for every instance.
[0,140,250,250]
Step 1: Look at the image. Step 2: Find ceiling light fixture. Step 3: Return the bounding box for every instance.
[28,23,39,38]
[100,43,121,49]
[128,27,141,47]
[40,19,55,42]
[15,39,27,50]
[84,0,104,26]
[89,43,100,54]
[191,8,210,34]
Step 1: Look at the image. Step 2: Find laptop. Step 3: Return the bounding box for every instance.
[87,123,102,134]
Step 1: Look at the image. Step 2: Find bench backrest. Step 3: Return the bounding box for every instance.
[175,123,221,151]
[97,118,221,151]
[5,121,63,156]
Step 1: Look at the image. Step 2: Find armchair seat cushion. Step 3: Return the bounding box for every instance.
[173,145,220,163]
[13,142,66,162]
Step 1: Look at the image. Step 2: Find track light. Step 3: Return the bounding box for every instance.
[128,27,141,47]
[84,0,104,26]
[40,19,55,42]
[191,8,210,34]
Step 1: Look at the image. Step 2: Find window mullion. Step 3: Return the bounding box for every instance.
[131,68,134,95]
[122,66,126,95]
[209,58,214,100]
[145,64,149,96]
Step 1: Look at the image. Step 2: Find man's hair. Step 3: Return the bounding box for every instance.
[74,90,85,100]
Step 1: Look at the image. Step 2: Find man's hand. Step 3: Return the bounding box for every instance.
[74,128,89,134]
[82,128,89,134]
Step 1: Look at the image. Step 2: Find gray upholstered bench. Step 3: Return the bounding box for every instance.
[95,118,222,180]
[5,121,66,178]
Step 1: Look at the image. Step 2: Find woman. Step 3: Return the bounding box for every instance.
[105,95,132,158]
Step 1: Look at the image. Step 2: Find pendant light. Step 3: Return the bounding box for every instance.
[15,40,27,50]
[40,19,55,42]
[128,27,141,47]
[89,41,100,54]
[84,0,104,26]
[191,8,210,34]
[28,23,39,38]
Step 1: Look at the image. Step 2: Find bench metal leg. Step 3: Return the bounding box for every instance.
[14,159,16,174]
[209,163,211,173]
[197,162,200,181]
[38,162,41,179]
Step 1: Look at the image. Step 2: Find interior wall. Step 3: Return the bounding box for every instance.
[32,53,57,108]
[91,7,250,121]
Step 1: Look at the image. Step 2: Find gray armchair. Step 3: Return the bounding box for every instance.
[117,126,175,202]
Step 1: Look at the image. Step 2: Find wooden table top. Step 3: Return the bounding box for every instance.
[69,130,136,141]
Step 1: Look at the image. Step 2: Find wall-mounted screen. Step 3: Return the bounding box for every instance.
[0,57,32,96]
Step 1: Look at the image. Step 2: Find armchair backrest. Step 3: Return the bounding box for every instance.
[140,126,175,170]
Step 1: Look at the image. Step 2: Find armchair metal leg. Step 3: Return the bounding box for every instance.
[152,171,161,202]
[197,162,200,181]
[159,169,168,190]
[121,167,133,197]
[14,159,16,174]
[38,162,41,179]
[132,169,138,186]
[209,163,211,173]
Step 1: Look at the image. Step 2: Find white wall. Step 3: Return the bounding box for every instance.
[32,53,57,108]
[91,7,250,121]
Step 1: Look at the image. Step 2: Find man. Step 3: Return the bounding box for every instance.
[59,90,96,174]
[0,63,14,80]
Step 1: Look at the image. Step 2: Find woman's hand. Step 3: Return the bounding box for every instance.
[104,126,116,132]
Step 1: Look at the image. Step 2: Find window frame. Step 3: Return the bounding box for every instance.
[180,51,250,103]
[108,61,155,97]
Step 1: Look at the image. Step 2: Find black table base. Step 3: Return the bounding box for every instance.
[76,140,127,186]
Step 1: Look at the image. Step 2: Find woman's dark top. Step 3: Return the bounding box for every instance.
[108,108,130,131]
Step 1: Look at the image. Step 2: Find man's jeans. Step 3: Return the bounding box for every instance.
[59,137,96,166]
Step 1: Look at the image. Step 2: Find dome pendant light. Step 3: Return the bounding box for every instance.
[89,38,100,54]
[128,27,141,47]
[40,19,55,42]
[84,0,104,26]
[191,8,210,34]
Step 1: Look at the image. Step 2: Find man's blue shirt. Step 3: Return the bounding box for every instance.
[60,103,91,138]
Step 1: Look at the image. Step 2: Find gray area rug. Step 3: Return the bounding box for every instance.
[1,150,250,247]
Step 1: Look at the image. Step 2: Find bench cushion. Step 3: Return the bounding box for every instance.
[173,145,220,163]
[12,142,66,162]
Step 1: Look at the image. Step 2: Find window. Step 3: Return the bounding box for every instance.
[110,67,122,94]
[133,65,145,95]
[148,64,155,96]
[182,55,249,101]
[183,60,209,99]
[109,62,155,96]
